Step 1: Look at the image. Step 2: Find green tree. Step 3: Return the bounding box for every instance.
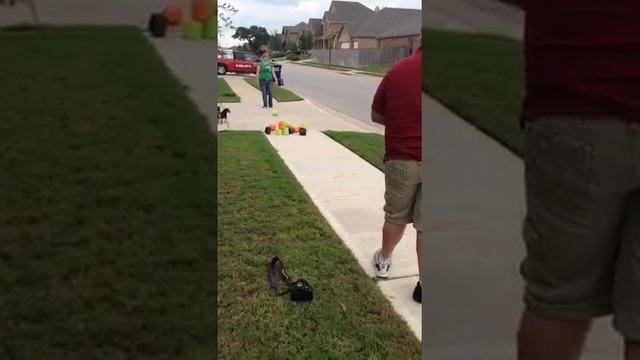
[300,30,313,51]
[232,26,271,53]
[269,31,283,51]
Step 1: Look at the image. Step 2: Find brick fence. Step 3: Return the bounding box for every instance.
[310,47,409,68]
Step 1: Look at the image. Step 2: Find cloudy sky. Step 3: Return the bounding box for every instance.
[218,0,422,47]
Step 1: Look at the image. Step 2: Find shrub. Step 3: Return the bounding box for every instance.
[286,54,301,61]
[271,51,285,59]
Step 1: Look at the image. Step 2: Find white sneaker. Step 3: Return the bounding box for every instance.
[372,249,392,278]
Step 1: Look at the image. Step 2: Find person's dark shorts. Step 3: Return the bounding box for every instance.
[521,117,640,340]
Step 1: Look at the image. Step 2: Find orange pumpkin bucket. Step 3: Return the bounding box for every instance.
[191,0,213,22]
[163,5,183,26]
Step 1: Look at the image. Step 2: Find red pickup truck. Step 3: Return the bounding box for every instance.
[217,49,259,75]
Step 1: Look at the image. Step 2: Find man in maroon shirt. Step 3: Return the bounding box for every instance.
[518,2,640,359]
[370,46,422,303]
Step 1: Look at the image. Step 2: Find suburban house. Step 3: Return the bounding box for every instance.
[349,7,421,54]
[318,1,374,49]
[281,21,310,49]
[308,18,323,49]
[301,1,421,53]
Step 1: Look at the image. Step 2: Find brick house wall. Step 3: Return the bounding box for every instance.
[379,35,420,53]
[352,37,376,49]
[337,27,351,48]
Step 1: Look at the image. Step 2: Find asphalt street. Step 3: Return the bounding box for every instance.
[278,62,384,130]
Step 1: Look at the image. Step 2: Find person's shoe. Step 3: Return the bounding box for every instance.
[372,249,392,278]
[262,105,267,108]
[412,281,422,303]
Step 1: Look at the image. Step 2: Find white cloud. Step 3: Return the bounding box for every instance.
[218,0,421,47]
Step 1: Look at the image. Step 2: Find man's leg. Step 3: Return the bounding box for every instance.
[518,310,591,360]
[412,230,422,302]
[381,221,405,259]
[413,179,422,279]
[413,177,422,302]
[614,190,640,360]
[626,341,640,360]
[416,231,421,279]
[518,118,631,360]
[373,160,419,278]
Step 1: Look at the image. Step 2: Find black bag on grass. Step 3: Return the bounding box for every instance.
[267,257,313,302]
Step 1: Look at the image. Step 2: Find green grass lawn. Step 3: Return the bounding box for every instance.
[218,131,420,359]
[0,26,216,359]
[325,131,385,171]
[360,65,390,76]
[423,28,525,155]
[298,62,389,77]
[243,77,303,102]
[217,78,240,103]
[298,62,355,72]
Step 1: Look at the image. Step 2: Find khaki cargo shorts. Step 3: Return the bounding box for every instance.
[522,117,640,340]
[383,160,422,232]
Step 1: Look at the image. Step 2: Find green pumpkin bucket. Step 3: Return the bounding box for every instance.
[182,21,203,40]
[203,19,216,39]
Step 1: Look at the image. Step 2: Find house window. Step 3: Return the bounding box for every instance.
[353,41,359,49]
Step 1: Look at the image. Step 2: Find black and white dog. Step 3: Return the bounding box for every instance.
[217,106,231,125]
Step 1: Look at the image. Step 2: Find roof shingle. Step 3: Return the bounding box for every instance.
[325,1,373,23]
[308,18,323,37]
[353,8,421,38]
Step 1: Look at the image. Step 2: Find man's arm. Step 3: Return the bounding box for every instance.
[371,75,388,125]
[371,110,385,125]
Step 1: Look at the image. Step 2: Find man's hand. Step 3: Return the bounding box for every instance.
[371,110,385,125]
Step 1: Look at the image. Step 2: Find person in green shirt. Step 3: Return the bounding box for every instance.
[255,51,276,108]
